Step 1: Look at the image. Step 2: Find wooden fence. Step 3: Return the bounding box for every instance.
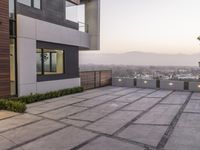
[80,70,112,90]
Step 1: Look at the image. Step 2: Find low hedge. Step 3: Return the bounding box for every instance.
[0,87,84,113]
[0,100,26,113]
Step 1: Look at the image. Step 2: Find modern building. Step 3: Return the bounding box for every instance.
[0,0,100,97]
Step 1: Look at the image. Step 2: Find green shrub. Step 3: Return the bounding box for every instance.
[0,100,26,113]
[10,87,84,104]
[0,87,84,113]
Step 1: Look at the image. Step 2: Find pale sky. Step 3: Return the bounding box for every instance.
[100,0,200,54]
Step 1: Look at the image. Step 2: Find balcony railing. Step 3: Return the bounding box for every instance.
[78,22,89,33]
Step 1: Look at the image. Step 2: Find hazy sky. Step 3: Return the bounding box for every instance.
[99,0,200,54]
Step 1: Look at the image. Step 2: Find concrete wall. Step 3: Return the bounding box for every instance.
[112,77,200,92]
[189,82,200,92]
[160,80,184,91]
[112,77,134,87]
[136,79,157,89]
[36,78,80,94]
[17,14,82,96]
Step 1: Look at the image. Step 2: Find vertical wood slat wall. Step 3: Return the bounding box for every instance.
[0,0,10,97]
[80,70,112,90]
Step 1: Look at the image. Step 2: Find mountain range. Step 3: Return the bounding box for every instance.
[79,51,200,66]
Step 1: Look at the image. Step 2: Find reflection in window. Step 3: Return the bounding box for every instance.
[9,0,15,19]
[37,49,64,75]
[17,0,41,9]
[34,0,41,9]
[17,0,31,6]
[36,49,42,75]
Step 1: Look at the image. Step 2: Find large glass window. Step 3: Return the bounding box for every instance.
[34,0,41,9]
[17,0,31,6]
[17,0,41,9]
[9,0,17,96]
[10,39,17,96]
[66,1,78,22]
[37,49,64,75]
[9,0,16,19]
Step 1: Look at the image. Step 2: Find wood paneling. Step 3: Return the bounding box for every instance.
[0,0,10,97]
[80,70,112,90]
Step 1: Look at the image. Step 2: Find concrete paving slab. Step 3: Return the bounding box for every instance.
[136,89,156,94]
[74,91,108,99]
[176,113,200,128]
[60,119,90,127]
[161,94,189,105]
[107,87,129,92]
[40,106,87,120]
[18,126,97,150]
[27,97,85,114]
[135,104,181,125]
[122,97,161,111]
[27,101,48,108]
[69,102,128,121]
[27,95,85,108]
[0,135,16,150]
[184,100,200,113]
[78,136,144,150]
[1,119,65,148]
[0,87,196,150]
[118,124,168,147]
[114,93,147,103]
[0,114,41,133]
[111,88,139,96]
[86,111,141,135]
[191,92,200,100]
[74,95,119,107]
[172,91,191,95]
[165,127,200,150]
[0,111,19,120]
[146,90,172,98]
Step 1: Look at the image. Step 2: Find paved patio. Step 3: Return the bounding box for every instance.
[0,86,200,150]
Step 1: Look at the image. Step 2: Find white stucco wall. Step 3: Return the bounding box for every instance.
[17,15,81,96]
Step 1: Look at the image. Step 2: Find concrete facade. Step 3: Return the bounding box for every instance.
[17,15,82,96]
[13,0,101,96]
[0,0,101,97]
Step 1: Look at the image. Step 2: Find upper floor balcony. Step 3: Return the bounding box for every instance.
[16,0,100,50]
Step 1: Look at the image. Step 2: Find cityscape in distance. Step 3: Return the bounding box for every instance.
[80,51,200,81]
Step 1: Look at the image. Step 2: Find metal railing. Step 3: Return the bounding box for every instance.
[78,22,89,33]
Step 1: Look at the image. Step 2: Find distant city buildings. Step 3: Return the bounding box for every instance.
[80,64,200,81]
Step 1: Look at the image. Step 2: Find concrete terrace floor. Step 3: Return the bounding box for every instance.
[0,86,200,150]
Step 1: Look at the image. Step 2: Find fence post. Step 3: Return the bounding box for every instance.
[94,71,96,88]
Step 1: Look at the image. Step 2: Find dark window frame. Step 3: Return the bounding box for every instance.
[9,0,18,96]
[37,49,65,76]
